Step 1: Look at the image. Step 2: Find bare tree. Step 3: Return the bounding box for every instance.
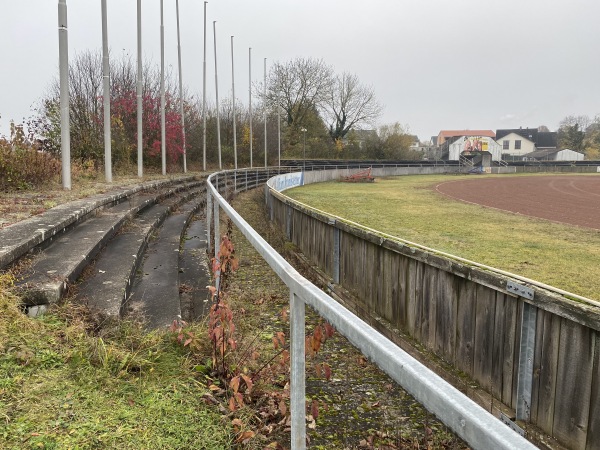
[323,72,382,142]
[265,57,333,127]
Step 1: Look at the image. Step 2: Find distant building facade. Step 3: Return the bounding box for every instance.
[436,130,498,161]
[495,128,558,160]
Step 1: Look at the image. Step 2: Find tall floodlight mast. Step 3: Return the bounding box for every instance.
[213,21,222,169]
[160,0,166,175]
[249,47,253,168]
[202,1,207,171]
[136,0,143,177]
[101,0,112,183]
[231,36,237,169]
[264,57,267,168]
[58,0,71,190]
[176,0,187,173]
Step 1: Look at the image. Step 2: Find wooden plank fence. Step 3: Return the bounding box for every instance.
[266,169,600,450]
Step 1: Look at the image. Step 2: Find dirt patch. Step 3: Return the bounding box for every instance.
[435,175,600,230]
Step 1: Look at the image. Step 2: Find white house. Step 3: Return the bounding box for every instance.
[497,132,536,157]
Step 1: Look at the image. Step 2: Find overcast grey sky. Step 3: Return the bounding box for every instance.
[1,0,599,142]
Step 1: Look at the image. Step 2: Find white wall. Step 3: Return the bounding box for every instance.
[499,132,536,156]
[556,149,584,161]
[448,136,502,161]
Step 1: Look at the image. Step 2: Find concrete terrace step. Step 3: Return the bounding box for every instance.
[14,179,204,307]
[0,176,198,270]
[125,197,209,329]
[75,187,206,322]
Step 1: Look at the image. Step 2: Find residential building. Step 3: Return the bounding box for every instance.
[495,128,558,159]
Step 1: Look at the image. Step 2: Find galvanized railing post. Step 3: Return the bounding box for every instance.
[206,190,213,255]
[213,196,220,261]
[290,291,306,450]
[213,195,221,291]
[516,301,537,421]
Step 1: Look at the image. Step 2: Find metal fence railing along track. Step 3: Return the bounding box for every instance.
[206,167,536,450]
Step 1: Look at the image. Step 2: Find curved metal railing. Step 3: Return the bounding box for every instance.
[206,167,535,450]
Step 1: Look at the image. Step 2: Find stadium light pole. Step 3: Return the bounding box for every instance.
[58,0,71,190]
[136,0,143,177]
[202,1,207,171]
[176,0,186,173]
[213,21,222,169]
[264,57,267,168]
[249,47,253,168]
[231,36,237,169]
[160,0,166,175]
[101,0,112,183]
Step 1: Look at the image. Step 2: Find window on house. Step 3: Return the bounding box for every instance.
[515,140,522,150]
[503,140,509,150]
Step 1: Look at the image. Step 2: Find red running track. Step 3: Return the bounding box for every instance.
[435,175,600,230]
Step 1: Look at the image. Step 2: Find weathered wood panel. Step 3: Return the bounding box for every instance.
[455,279,476,376]
[530,309,560,434]
[586,334,600,450]
[435,270,457,363]
[380,249,394,322]
[395,254,408,330]
[420,264,434,348]
[473,284,496,392]
[405,259,421,339]
[552,318,594,450]
[491,291,506,401]
[268,189,600,449]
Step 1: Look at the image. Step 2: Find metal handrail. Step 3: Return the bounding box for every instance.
[206,168,536,450]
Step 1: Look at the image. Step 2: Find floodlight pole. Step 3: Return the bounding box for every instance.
[101,0,112,183]
[231,36,237,169]
[249,47,253,168]
[176,0,187,173]
[264,57,267,168]
[213,21,222,169]
[202,1,207,171]
[160,0,166,175]
[136,0,143,177]
[58,0,71,190]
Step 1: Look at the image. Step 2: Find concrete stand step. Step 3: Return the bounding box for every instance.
[126,197,206,329]
[16,181,204,307]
